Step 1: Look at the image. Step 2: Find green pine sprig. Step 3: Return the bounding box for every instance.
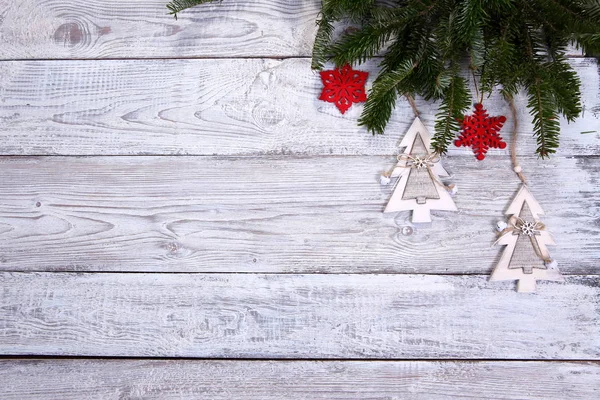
[313,0,600,157]
[168,0,600,157]
[167,0,220,19]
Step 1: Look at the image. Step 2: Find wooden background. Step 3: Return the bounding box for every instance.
[0,1,599,398]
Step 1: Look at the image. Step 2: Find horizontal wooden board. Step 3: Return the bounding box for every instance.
[1,359,599,399]
[0,58,598,156]
[0,1,588,61]
[1,273,599,358]
[0,0,320,59]
[0,155,598,274]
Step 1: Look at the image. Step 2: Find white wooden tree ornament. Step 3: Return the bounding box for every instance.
[384,117,458,223]
[490,185,564,293]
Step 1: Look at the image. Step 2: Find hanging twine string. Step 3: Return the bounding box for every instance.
[406,94,421,117]
[381,93,423,179]
[496,97,553,265]
[470,68,485,105]
[509,98,527,184]
[471,69,482,105]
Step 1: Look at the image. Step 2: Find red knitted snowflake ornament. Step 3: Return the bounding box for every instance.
[455,103,507,160]
[319,64,368,114]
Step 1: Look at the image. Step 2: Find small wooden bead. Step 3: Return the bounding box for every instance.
[380,175,391,185]
[449,184,458,196]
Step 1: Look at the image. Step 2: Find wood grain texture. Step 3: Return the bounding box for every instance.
[0,1,587,61]
[0,0,320,59]
[1,272,599,359]
[0,156,598,274]
[1,359,599,399]
[1,58,598,156]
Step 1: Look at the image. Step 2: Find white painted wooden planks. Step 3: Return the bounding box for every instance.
[0,272,599,358]
[0,58,598,156]
[0,156,598,273]
[0,1,587,61]
[1,359,599,400]
[0,0,320,59]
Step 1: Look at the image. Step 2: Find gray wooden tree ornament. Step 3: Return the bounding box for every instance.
[384,117,458,223]
[490,185,564,292]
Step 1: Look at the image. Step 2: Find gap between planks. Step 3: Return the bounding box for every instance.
[1,355,600,362]
[0,270,598,277]
[0,55,592,62]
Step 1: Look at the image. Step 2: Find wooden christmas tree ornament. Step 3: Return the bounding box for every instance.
[490,185,564,293]
[383,117,458,223]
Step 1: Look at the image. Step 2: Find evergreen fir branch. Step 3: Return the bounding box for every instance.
[312,16,336,70]
[171,0,600,157]
[527,76,561,158]
[576,33,600,55]
[167,0,220,19]
[432,74,471,154]
[546,56,582,121]
[358,60,416,135]
[329,22,399,67]
[587,0,600,18]
[310,0,376,69]
[469,27,485,70]
[522,20,562,157]
[455,0,487,46]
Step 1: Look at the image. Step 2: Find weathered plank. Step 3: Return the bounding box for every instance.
[0,58,598,156]
[1,359,599,399]
[0,156,598,274]
[0,0,320,59]
[0,1,588,61]
[1,272,599,358]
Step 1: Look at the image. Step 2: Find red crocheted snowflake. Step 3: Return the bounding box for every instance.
[455,103,507,160]
[319,64,368,114]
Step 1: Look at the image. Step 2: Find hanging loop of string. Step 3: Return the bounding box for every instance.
[406,94,421,117]
[382,93,423,179]
[471,69,484,104]
[508,98,527,184]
